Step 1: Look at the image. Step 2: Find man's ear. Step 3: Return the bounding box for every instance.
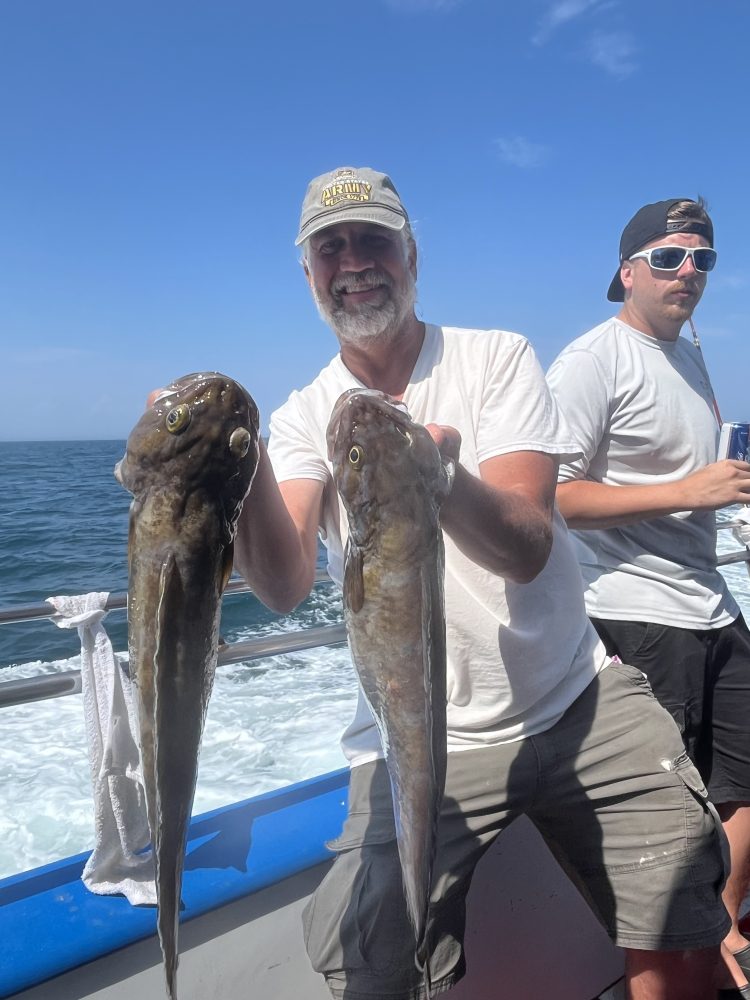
[301,258,313,288]
[407,237,418,281]
[619,260,634,296]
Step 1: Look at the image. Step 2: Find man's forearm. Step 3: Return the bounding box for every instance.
[558,460,750,529]
[233,443,318,613]
[440,463,554,583]
[556,479,691,529]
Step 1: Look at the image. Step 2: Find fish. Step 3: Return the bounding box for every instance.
[114,371,260,1000]
[326,388,453,993]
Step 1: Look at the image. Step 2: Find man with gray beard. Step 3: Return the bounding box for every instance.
[307,214,416,346]
[234,166,730,1000]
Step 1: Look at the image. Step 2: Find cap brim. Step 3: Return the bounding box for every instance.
[607,266,625,302]
[295,205,406,247]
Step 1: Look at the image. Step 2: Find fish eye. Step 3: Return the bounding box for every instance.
[165,404,191,434]
[348,445,364,468]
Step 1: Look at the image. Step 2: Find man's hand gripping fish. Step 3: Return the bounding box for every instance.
[115,372,259,1000]
[327,389,453,995]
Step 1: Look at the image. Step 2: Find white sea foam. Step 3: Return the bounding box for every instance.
[1,515,749,880]
[0,584,357,880]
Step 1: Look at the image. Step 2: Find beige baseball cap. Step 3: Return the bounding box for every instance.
[295,166,409,246]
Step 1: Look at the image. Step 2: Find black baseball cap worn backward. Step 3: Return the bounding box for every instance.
[607,198,715,302]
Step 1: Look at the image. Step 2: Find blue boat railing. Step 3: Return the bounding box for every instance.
[0,570,346,709]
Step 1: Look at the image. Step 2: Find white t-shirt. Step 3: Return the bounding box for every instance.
[269,324,609,766]
[547,317,738,629]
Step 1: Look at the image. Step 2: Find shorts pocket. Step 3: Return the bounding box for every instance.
[670,751,730,890]
[327,805,396,851]
[611,659,652,691]
[661,702,686,737]
[303,764,411,979]
[607,620,669,662]
[302,813,411,979]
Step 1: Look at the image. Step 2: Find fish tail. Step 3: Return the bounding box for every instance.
[157,865,180,1000]
[159,930,179,1000]
[165,964,178,1000]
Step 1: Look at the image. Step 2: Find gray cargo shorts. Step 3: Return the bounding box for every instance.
[302,662,730,1000]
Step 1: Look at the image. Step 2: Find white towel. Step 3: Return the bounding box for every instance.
[47,591,156,905]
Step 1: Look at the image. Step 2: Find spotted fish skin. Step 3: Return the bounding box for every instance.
[327,388,452,995]
[115,372,259,1000]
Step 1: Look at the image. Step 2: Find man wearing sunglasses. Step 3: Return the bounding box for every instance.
[548,198,750,997]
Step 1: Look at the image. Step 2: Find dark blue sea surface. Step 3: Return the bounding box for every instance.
[0,440,338,669]
[0,441,129,666]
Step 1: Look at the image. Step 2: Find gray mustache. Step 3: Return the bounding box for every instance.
[332,270,393,295]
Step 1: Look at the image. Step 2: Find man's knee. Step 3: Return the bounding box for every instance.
[624,945,721,1000]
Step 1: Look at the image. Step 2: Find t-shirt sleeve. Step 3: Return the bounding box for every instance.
[267,391,330,485]
[546,348,610,483]
[476,334,582,464]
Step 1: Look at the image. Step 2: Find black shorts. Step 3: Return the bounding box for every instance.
[591,614,750,804]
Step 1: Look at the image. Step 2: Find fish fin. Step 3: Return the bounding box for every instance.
[417,556,446,1000]
[154,553,180,680]
[220,543,234,592]
[153,553,183,997]
[126,505,138,570]
[344,544,365,614]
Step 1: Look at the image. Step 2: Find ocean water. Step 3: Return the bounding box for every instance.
[0,440,355,879]
[1,441,749,880]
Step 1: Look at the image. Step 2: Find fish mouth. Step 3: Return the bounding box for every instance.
[149,389,177,407]
[327,389,411,461]
[155,372,220,403]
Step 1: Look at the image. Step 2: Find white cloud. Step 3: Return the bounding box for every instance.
[587,29,636,78]
[532,0,603,46]
[532,2,636,78]
[494,136,548,169]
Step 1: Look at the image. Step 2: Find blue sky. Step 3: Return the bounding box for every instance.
[2,1,748,441]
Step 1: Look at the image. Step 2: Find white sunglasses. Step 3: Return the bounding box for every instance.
[628,245,718,273]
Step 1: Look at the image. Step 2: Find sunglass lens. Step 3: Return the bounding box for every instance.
[648,247,717,272]
[694,248,717,272]
[650,247,688,270]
